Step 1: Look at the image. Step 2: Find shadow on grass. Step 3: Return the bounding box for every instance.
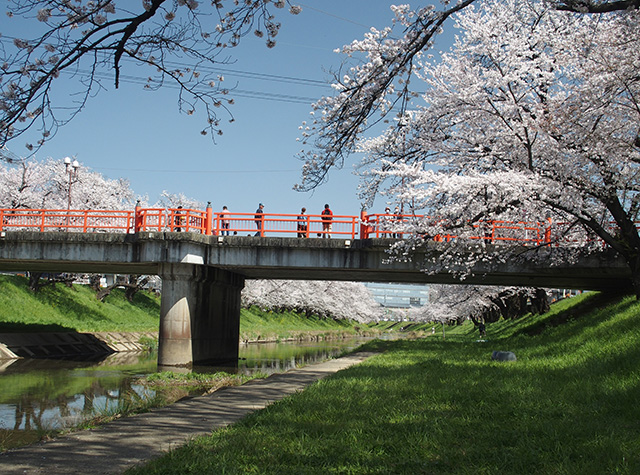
[0,321,75,333]
[516,291,631,337]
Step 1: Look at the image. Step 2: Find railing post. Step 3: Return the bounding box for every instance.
[40,209,46,232]
[360,210,368,239]
[134,200,143,233]
[544,217,552,246]
[0,209,3,232]
[205,202,212,235]
[82,210,89,233]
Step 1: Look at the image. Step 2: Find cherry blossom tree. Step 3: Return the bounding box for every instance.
[295,0,476,192]
[302,0,640,295]
[379,2,640,292]
[154,190,204,210]
[242,279,384,323]
[297,1,639,192]
[422,285,548,324]
[0,157,135,209]
[0,0,302,155]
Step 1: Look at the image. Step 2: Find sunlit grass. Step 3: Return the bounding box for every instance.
[0,274,160,332]
[240,306,371,342]
[129,292,640,474]
[0,275,369,339]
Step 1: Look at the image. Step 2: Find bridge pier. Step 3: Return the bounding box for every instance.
[157,263,245,367]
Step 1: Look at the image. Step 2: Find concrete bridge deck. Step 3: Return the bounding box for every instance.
[0,231,629,289]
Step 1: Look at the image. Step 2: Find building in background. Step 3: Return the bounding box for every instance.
[364,282,429,309]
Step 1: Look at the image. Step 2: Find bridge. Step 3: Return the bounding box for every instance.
[0,206,631,367]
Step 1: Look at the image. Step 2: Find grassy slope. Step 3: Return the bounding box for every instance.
[130,292,640,474]
[240,307,361,342]
[0,275,161,332]
[0,275,365,337]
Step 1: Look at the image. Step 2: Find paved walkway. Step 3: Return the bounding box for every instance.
[0,352,375,474]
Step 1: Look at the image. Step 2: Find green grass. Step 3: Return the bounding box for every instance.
[129,292,640,474]
[143,371,258,391]
[0,274,161,332]
[240,306,364,342]
[0,275,371,339]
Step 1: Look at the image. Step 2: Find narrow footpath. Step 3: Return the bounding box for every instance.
[0,352,375,474]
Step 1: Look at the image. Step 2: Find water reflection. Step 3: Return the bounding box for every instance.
[197,339,365,375]
[0,337,369,449]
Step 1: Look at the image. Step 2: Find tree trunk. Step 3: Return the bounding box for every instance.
[96,284,119,302]
[89,274,101,292]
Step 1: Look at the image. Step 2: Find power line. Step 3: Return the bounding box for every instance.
[93,166,299,174]
[0,36,331,90]
[154,59,329,88]
[73,69,321,104]
[297,3,372,28]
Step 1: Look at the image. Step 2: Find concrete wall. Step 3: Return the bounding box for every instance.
[0,232,631,289]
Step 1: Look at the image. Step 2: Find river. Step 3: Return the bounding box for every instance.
[0,337,370,450]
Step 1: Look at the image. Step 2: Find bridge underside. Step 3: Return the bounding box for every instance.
[0,232,632,366]
[0,233,631,290]
[0,260,630,291]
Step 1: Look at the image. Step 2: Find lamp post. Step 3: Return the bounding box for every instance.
[63,157,79,210]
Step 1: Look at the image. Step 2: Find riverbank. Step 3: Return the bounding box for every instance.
[0,275,377,359]
[126,292,640,474]
[0,352,376,474]
[0,331,157,359]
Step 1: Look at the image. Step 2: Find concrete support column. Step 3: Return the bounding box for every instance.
[158,263,245,367]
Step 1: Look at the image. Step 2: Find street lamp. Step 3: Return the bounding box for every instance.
[63,157,79,210]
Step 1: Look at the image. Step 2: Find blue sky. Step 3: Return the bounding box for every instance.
[5,1,455,217]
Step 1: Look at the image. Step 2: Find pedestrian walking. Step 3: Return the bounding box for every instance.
[393,206,403,238]
[383,206,392,237]
[321,204,333,238]
[220,205,230,236]
[254,203,264,237]
[297,207,308,238]
[173,205,184,232]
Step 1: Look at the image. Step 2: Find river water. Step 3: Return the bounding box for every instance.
[0,338,369,449]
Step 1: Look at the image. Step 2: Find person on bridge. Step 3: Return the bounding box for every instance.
[254,203,264,237]
[220,205,230,236]
[393,206,403,238]
[174,206,184,232]
[321,204,333,238]
[297,207,308,238]
[383,206,392,237]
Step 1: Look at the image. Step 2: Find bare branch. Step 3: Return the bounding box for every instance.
[554,0,640,13]
[0,0,301,156]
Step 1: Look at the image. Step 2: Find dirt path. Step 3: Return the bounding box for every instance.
[0,352,374,474]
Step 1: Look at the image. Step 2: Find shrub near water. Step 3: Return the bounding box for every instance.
[130,293,640,474]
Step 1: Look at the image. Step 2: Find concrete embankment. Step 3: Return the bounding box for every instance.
[0,331,375,360]
[0,332,156,360]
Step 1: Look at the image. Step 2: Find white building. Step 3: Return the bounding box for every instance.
[364,282,429,308]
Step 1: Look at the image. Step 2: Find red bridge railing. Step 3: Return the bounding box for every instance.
[212,212,360,239]
[0,206,596,246]
[361,213,554,246]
